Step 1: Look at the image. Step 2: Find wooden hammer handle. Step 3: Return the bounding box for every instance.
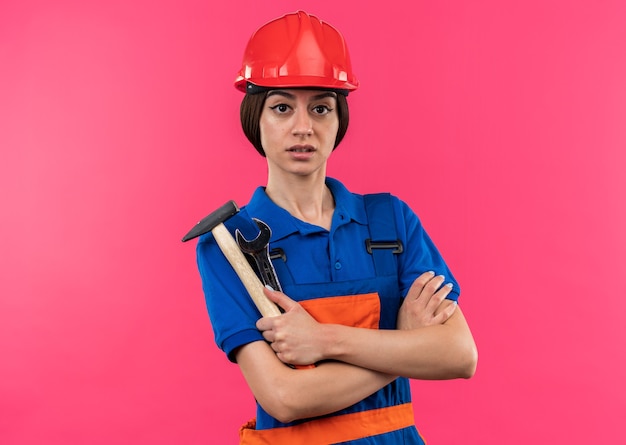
[212,223,315,369]
[212,223,281,317]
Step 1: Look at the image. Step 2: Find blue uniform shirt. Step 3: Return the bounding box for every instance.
[196,177,460,443]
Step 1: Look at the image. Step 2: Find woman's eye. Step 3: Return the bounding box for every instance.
[312,105,332,115]
[269,104,290,114]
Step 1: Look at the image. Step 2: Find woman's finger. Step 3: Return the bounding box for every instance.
[263,286,298,311]
[407,271,436,301]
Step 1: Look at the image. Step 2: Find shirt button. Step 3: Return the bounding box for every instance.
[334,261,342,270]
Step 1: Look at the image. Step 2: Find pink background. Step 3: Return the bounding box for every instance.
[2,0,625,443]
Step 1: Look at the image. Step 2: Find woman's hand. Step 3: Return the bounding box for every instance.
[397,271,457,330]
[256,287,325,366]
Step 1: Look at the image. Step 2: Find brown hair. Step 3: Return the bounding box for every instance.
[240,92,350,157]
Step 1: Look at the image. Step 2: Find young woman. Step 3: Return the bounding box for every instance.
[194,10,477,444]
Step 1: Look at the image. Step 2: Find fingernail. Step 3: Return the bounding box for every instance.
[445,283,453,289]
[265,285,275,291]
[427,271,435,276]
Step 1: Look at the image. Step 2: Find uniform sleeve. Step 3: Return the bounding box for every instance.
[392,197,461,302]
[196,232,265,362]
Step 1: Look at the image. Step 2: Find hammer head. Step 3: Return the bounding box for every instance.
[181,200,239,242]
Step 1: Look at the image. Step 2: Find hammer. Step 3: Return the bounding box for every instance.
[181,201,281,317]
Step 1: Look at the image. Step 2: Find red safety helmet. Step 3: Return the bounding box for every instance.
[234,11,359,93]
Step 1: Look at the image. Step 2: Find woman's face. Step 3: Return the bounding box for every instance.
[259,89,339,178]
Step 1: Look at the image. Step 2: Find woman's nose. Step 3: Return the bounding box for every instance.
[292,109,313,136]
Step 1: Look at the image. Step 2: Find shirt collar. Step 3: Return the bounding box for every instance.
[243,177,367,242]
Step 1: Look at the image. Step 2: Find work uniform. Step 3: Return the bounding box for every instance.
[196,177,460,444]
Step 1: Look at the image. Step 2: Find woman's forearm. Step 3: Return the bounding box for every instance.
[320,307,478,380]
[235,341,396,423]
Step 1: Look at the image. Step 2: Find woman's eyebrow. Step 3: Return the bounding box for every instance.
[311,92,338,100]
[266,91,295,99]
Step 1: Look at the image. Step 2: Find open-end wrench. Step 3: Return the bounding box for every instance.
[235,218,283,293]
[235,218,316,370]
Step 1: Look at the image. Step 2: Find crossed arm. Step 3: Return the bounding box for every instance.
[234,272,478,423]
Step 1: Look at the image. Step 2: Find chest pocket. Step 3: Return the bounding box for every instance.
[300,293,381,329]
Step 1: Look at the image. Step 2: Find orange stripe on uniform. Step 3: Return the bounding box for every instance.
[239,403,415,445]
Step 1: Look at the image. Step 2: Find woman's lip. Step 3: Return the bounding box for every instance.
[287,145,315,152]
[287,145,316,160]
